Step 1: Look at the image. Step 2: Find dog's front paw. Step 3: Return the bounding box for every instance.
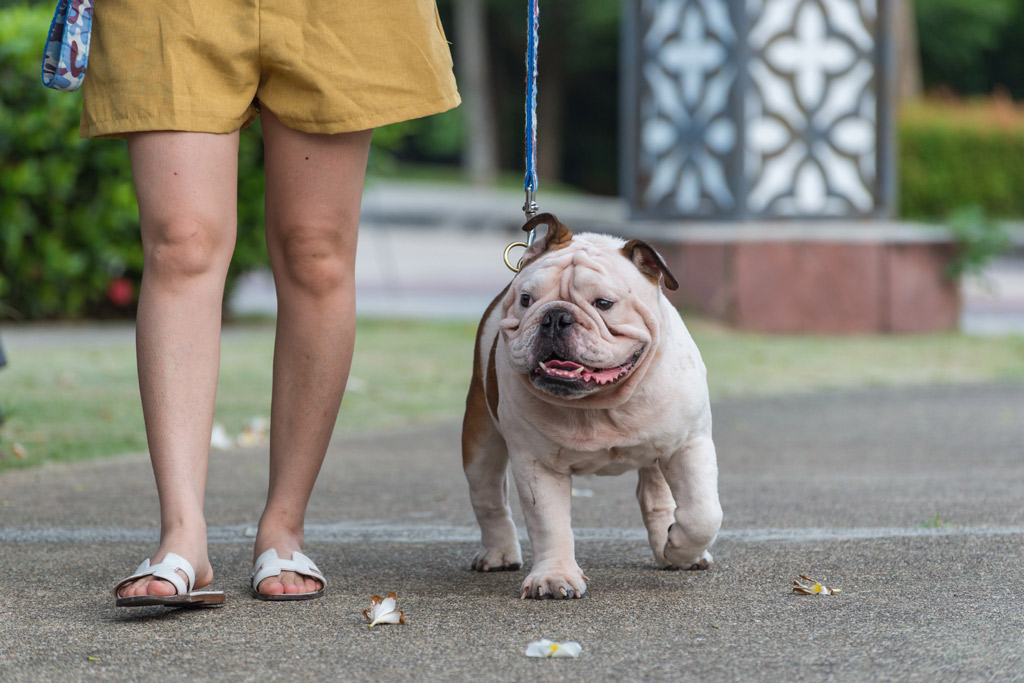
[471,544,523,572]
[520,562,588,599]
[664,547,713,570]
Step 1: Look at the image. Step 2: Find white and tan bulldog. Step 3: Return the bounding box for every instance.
[462,213,723,599]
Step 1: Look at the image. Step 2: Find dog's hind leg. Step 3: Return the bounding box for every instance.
[462,392,522,572]
[637,464,677,567]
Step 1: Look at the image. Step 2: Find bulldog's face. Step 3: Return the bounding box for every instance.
[498,216,678,405]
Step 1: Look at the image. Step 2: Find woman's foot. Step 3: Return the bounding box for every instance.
[252,527,323,597]
[116,527,212,598]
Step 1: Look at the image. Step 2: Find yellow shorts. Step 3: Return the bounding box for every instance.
[80,0,460,138]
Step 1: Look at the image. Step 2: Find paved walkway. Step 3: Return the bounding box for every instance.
[1,383,1022,680]
[229,181,1024,334]
[2,183,1024,680]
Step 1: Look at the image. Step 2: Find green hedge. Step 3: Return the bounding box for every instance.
[899,101,1024,219]
[0,5,273,319]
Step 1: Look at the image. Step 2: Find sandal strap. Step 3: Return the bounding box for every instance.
[113,552,195,597]
[251,548,326,591]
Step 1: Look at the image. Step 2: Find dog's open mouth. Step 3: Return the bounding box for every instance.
[533,347,644,387]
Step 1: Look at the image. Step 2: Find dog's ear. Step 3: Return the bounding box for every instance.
[521,213,573,266]
[621,239,679,291]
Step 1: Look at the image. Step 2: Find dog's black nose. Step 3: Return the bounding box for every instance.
[541,308,575,335]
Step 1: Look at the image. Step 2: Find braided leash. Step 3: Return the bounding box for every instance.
[523,0,540,228]
[505,0,541,273]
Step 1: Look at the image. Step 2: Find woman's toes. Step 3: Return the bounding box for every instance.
[264,571,321,595]
[282,573,307,594]
[119,577,176,598]
[257,578,285,596]
[146,578,177,596]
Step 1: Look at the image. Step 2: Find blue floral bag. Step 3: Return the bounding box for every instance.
[41,0,93,91]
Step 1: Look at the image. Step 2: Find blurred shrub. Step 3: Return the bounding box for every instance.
[368,108,463,174]
[899,99,1024,219]
[1,5,139,318]
[915,0,1019,96]
[0,5,276,319]
[943,205,1011,280]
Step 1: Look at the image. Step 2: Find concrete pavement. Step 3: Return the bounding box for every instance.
[2,383,1023,681]
[2,181,1023,680]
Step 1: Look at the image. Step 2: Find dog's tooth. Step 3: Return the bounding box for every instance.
[573,367,584,375]
[539,361,548,372]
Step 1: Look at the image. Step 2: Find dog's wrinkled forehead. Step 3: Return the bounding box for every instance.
[513,213,678,294]
[517,234,637,292]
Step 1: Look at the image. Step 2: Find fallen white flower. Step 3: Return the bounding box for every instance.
[525,639,582,658]
[363,592,405,627]
[237,417,269,447]
[210,423,233,451]
[792,574,841,595]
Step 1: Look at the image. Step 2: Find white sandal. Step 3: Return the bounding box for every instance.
[251,548,326,601]
[113,552,225,607]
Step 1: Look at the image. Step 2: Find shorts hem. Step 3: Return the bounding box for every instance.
[267,90,462,134]
[80,111,258,139]
[80,91,461,139]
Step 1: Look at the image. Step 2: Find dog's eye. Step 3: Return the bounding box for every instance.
[520,293,532,308]
[594,299,615,311]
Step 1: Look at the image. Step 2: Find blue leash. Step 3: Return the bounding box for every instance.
[523,0,540,240]
[504,0,542,272]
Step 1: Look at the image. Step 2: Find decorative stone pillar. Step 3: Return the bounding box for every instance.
[622,0,895,220]
[618,1,961,333]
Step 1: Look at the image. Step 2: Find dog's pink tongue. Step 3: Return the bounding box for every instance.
[542,359,625,384]
[582,366,625,384]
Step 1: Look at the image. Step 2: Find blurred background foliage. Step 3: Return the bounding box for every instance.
[2,0,1024,319]
[915,0,1024,98]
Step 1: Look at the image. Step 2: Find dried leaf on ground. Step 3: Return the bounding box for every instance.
[792,574,841,595]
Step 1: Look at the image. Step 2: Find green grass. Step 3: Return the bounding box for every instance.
[690,319,1024,397]
[2,318,1023,471]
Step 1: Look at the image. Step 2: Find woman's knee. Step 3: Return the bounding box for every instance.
[269,221,355,297]
[142,214,235,282]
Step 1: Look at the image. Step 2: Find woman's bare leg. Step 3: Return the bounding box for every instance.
[117,131,239,597]
[253,109,372,596]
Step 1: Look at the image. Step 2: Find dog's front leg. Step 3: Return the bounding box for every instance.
[659,436,723,569]
[510,455,587,599]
